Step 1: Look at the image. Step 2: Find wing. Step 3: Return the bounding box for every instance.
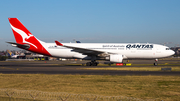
[6,42,30,49]
[55,41,108,56]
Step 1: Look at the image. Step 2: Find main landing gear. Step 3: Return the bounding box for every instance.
[154,59,158,66]
[86,60,98,66]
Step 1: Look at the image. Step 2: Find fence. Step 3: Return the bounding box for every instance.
[0,88,153,101]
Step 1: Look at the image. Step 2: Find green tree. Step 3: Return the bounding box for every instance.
[0,55,8,61]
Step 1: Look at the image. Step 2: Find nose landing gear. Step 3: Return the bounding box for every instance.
[154,59,158,66]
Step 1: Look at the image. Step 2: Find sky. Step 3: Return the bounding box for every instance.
[0,0,180,51]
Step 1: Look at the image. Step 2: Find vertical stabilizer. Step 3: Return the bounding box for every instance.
[8,18,51,56]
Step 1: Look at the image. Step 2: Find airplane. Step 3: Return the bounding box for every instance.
[7,18,175,66]
[6,50,25,59]
[6,50,19,58]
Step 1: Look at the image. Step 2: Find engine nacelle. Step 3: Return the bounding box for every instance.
[106,54,123,63]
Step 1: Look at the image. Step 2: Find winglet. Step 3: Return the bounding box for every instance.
[55,40,63,46]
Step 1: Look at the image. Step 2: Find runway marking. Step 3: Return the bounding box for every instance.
[52,64,60,65]
[0,67,20,70]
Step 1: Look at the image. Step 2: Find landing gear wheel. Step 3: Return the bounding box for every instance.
[92,62,98,66]
[154,62,158,66]
[86,62,98,66]
[86,62,92,66]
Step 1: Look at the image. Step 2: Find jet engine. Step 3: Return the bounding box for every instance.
[106,54,123,63]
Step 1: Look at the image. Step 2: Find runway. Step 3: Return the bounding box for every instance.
[0,60,180,75]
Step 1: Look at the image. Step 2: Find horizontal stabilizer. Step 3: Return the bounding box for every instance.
[6,42,30,49]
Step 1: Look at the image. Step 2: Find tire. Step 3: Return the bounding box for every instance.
[86,62,92,66]
[92,62,98,66]
[154,62,158,66]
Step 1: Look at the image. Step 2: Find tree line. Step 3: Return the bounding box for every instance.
[0,55,8,61]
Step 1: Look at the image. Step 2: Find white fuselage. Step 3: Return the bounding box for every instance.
[41,42,175,60]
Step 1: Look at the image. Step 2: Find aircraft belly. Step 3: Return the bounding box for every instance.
[48,49,75,58]
[124,50,154,59]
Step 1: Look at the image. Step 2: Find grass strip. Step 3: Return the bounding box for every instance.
[0,74,180,101]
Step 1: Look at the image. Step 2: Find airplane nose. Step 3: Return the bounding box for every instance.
[171,50,175,56]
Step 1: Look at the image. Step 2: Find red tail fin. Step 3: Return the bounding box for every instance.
[8,18,33,43]
[8,18,51,56]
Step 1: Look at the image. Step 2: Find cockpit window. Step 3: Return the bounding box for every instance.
[166,48,170,50]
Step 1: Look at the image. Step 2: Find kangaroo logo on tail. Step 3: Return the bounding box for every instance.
[8,18,52,56]
[10,24,37,48]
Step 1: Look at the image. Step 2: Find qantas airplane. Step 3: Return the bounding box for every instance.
[7,18,175,66]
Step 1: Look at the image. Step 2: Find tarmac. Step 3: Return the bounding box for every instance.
[0,59,180,75]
